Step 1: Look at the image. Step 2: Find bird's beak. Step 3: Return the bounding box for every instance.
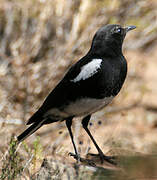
[125,25,136,33]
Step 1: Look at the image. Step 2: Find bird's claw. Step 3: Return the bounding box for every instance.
[68,152,81,162]
[103,155,117,165]
[69,152,96,166]
[87,153,117,165]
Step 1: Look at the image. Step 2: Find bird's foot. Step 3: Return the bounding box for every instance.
[103,155,116,165]
[69,152,96,166]
[87,153,117,165]
[69,152,81,163]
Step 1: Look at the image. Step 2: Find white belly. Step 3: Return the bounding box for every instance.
[64,96,114,117]
[44,96,114,119]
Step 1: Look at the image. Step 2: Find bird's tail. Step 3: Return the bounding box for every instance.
[17,121,43,143]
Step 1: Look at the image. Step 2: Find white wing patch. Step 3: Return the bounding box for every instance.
[72,59,102,82]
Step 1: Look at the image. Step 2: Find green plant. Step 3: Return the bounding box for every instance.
[0,136,23,180]
[32,136,43,171]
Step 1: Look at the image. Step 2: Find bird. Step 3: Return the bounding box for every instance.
[17,24,136,164]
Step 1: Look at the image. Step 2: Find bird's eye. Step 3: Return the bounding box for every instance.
[116,27,121,33]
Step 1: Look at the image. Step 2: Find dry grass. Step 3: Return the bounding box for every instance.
[0,0,157,179]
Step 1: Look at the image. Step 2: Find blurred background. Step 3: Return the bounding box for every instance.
[0,0,157,178]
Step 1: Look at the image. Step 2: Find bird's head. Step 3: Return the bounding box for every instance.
[90,24,136,56]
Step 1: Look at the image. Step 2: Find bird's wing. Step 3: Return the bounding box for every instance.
[27,58,83,124]
[27,57,104,124]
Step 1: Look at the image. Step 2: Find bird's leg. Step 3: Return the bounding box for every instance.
[82,115,116,165]
[65,118,80,162]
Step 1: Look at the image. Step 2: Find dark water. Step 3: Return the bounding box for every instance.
[91,155,157,180]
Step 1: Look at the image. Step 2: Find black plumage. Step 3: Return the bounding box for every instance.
[17,24,136,164]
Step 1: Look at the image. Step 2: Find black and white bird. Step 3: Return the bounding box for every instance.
[17,24,136,164]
